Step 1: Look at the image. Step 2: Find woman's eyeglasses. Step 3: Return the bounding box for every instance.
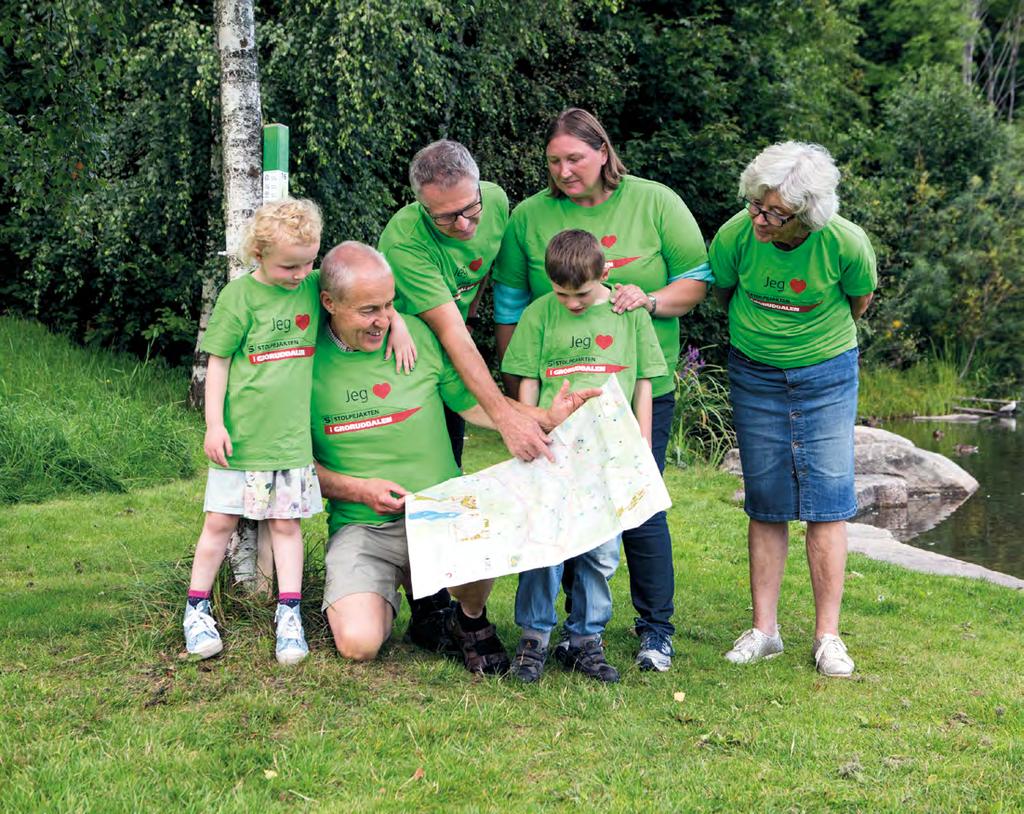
[745,199,796,227]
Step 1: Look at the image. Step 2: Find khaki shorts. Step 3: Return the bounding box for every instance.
[322,519,409,615]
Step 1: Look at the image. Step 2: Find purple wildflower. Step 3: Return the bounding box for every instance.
[681,345,706,377]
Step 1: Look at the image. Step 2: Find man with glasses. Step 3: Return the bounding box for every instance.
[378,139,553,655]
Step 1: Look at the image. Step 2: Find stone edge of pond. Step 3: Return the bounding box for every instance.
[846,521,1024,591]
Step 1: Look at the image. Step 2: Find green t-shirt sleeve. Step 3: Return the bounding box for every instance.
[658,187,709,280]
[200,281,247,357]
[839,229,878,297]
[385,242,453,315]
[499,301,543,378]
[492,212,529,290]
[708,226,739,290]
[438,354,478,414]
[633,309,669,379]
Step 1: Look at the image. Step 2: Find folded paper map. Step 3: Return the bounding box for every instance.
[406,377,672,598]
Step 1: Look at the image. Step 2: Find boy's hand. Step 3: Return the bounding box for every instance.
[611,283,651,314]
[544,381,602,430]
[204,425,233,467]
[359,478,409,514]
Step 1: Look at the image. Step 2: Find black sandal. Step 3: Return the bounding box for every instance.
[447,613,510,676]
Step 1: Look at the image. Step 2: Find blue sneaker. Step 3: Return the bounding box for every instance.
[274,603,309,665]
[183,599,222,660]
[636,630,674,672]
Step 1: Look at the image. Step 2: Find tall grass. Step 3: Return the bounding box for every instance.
[858,357,967,419]
[668,346,736,467]
[0,316,201,503]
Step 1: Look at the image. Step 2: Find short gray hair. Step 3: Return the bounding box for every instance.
[408,139,480,199]
[320,241,391,300]
[738,141,840,231]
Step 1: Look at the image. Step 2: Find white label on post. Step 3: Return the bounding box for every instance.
[263,170,289,203]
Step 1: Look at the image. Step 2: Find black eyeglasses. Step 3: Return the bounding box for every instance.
[745,199,796,227]
[426,186,484,227]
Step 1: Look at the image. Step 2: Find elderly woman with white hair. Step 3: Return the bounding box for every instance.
[710,141,877,677]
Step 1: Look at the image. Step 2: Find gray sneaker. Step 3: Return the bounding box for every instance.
[635,631,674,672]
[274,603,309,666]
[724,628,784,664]
[813,634,854,677]
[183,599,223,660]
[510,636,548,683]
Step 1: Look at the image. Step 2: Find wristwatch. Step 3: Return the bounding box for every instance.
[647,294,657,316]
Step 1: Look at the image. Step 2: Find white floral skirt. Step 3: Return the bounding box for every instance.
[203,464,323,520]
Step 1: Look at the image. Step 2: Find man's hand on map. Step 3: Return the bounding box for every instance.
[542,381,603,431]
[496,408,553,463]
[359,478,410,514]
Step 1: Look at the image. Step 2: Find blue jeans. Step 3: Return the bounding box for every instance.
[515,535,621,637]
[621,391,676,637]
[558,391,677,638]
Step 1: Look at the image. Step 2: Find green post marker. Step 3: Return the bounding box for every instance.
[254,122,291,588]
[263,123,289,203]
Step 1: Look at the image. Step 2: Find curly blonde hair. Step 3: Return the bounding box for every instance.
[239,198,323,262]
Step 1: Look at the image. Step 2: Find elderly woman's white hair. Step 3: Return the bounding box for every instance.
[738,141,840,232]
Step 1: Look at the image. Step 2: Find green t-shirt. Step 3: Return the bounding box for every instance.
[492,175,708,397]
[199,272,321,470]
[500,292,666,409]
[311,315,477,534]
[709,210,878,368]
[378,181,510,321]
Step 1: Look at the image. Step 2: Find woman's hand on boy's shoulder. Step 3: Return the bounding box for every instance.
[610,283,651,315]
[203,425,233,467]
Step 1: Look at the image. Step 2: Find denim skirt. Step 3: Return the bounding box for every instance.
[728,346,859,523]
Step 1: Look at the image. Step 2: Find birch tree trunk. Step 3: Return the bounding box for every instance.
[963,0,982,87]
[191,0,271,593]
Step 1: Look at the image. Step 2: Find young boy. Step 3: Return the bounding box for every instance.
[500,229,667,683]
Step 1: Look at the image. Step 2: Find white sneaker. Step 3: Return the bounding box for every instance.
[813,634,854,677]
[183,600,223,659]
[275,603,309,665]
[724,628,784,664]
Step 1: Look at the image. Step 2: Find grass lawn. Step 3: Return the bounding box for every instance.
[2,425,1022,813]
[0,317,200,503]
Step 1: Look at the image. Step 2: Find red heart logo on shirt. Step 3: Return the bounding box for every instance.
[789,279,807,294]
[600,235,617,248]
[295,313,310,330]
[469,257,483,271]
[595,335,613,350]
[372,383,391,399]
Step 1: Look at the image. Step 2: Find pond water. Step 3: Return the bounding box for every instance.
[854,416,1024,578]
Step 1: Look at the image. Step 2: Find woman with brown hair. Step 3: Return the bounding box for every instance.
[493,108,712,673]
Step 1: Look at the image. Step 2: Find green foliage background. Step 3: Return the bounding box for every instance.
[2,0,1022,384]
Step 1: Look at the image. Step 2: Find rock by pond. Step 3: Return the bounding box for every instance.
[721,426,979,512]
[722,421,1024,585]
